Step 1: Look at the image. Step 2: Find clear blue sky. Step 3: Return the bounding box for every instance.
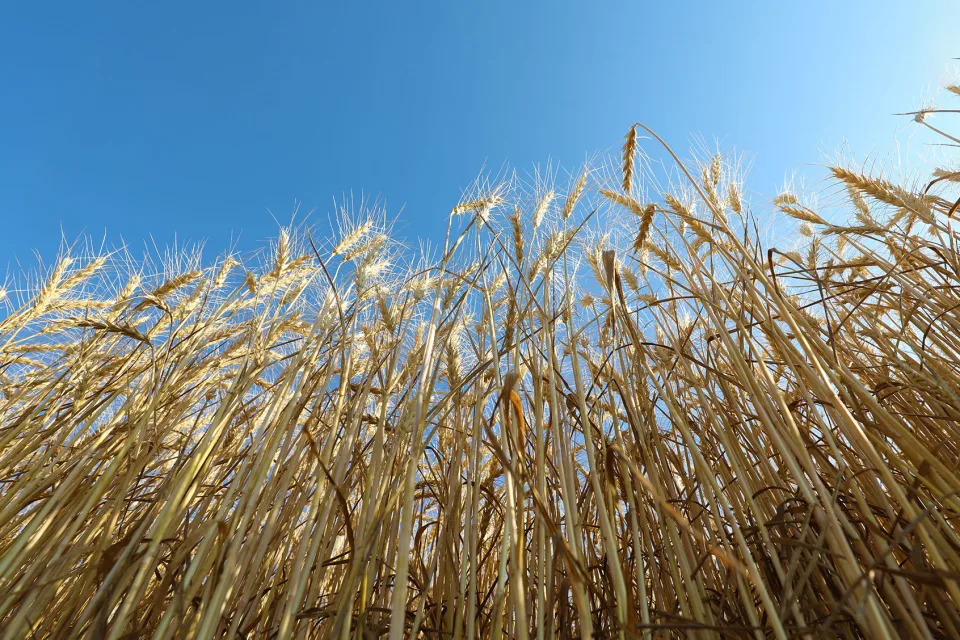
[1,1,957,267]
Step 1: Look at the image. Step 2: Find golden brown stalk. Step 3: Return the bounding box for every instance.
[502,372,526,459]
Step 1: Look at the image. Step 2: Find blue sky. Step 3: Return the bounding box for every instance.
[1,1,957,268]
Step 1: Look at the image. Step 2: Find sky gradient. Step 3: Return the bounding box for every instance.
[2,1,957,269]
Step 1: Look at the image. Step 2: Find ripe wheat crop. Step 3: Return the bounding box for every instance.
[2,76,960,640]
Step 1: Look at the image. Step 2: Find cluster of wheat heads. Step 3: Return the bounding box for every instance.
[3,88,960,640]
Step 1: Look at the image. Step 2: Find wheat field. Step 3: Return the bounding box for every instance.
[1,81,960,639]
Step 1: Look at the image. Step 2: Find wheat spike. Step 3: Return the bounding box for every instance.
[632,203,656,252]
[562,170,588,219]
[510,207,524,266]
[621,125,637,193]
[779,204,827,225]
[600,188,646,216]
[333,220,373,256]
[532,189,554,230]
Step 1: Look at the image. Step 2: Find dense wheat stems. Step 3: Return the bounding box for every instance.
[2,73,960,639]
